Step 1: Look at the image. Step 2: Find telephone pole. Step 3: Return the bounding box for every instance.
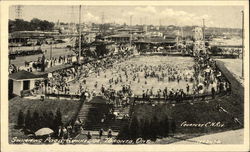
[130,15,133,26]
[130,15,133,46]
[241,10,244,79]
[202,18,205,41]
[202,18,206,54]
[101,12,105,33]
[78,5,82,64]
[15,5,23,19]
[101,12,105,24]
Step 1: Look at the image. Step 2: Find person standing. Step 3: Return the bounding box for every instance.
[211,87,216,99]
[99,128,104,139]
[186,84,190,94]
[107,129,112,138]
[58,126,62,139]
[87,131,92,140]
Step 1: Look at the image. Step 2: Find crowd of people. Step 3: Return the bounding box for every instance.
[9,54,75,74]
[41,50,231,106]
[54,118,114,140]
[39,47,134,97]
[10,42,231,106]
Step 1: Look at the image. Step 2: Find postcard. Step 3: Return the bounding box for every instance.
[1,0,249,151]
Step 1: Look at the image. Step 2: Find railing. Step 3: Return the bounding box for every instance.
[45,93,80,99]
[139,52,191,57]
[65,94,86,126]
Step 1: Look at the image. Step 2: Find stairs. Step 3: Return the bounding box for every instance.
[75,96,130,132]
[84,119,128,132]
[77,102,94,123]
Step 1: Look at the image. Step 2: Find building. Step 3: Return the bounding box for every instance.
[105,34,131,43]
[193,27,206,55]
[9,31,60,46]
[9,70,43,96]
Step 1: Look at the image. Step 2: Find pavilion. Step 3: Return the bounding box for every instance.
[9,70,44,96]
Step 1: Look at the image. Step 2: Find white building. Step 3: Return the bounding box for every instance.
[193,27,206,55]
[9,70,43,96]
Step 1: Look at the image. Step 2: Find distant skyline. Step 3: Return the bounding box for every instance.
[9,5,244,28]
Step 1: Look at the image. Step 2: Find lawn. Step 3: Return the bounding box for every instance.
[132,93,243,135]
[9,96,81,140]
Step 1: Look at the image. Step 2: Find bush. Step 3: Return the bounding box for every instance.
[17,110,24,128]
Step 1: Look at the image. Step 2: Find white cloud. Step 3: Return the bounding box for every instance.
[123,6,212,26]
[83,12,100,23]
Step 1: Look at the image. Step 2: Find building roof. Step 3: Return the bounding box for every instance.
[107,34,131,38]
[32,64,74,76]
[9,70,41,80]
[135,37,176,44]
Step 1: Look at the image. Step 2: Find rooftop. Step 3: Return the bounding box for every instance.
[9,70,41,80]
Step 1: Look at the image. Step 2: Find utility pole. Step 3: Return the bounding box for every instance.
[202,18,206,54]
[15,5,22,19]
[50,42,52,59]
[181,26,184,38]
[78,5,82,64]
[101,12,105,24]
[130,15,133,46]
[130,15,133,26]
[101,12,105,33]
[70,6,76,33]
[241,10,244,79]
[202,18,205,41]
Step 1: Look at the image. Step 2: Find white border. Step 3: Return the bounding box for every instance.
[1,1,249,152]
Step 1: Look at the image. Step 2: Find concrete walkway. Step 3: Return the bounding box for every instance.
[172,129,244,144]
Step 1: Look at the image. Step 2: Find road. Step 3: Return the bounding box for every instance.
[9,47,75,67]
[172,129,243,144]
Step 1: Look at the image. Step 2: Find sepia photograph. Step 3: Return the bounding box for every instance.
[1,1,249,152]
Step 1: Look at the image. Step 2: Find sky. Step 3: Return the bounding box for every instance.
[9,5,244,28]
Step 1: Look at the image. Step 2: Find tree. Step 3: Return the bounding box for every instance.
[171,119,176,136]
[96,44,109,57]
[9,18,55,33]
[47,111,55,130]
[32,110,40,131]
[24,110,32,130]
[54,109,63,130]
[150,116,160,140]
[40,111,48,128]
[17,110,24,128]
[129,117,139,142]
[141,120,151,140]
[163,117,169,137]
[117,124,130,140]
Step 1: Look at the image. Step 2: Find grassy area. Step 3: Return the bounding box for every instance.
[132,93,243,136]
[9,96,81,124]
[9,96,81,139]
